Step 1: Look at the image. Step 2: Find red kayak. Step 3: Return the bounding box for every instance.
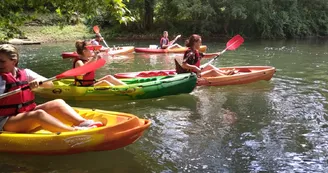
[114,66,276,86]
[134,45,207,54]
[62,46,135,59]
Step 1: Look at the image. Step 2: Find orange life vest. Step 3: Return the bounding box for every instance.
[73,58,95,86]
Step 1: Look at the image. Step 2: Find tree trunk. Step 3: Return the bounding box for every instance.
[144,0,154,31]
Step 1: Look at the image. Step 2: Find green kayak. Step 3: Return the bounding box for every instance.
[34,73,197,100]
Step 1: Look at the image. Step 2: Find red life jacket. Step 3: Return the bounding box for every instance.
[73,58,95,86]
[0,69,36,116]
[194,50,201,68]
[160,37,169,49]
[176,48,202,73]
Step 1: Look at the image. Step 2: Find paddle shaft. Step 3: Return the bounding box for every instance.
[93,26,109,48]
[98,33,109,48]
[0,77,56,99]
[169,35,181,46]
[200,35,243,69]
[0,59,105,99]
[200,49,227,69]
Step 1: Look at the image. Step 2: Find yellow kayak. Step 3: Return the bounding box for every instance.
[0,107,151,155]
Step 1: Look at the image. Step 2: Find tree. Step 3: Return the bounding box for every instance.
[0,0,133,41]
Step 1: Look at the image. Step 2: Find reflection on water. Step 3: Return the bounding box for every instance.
[0,149,149,173]
[3,39,328,172]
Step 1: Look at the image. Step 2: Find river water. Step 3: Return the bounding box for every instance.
[1,39,328,173]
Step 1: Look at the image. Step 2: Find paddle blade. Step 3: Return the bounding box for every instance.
[56,59,106,79]
[86,45,102,51]
[93,25,100,34]
[226,35,244,51]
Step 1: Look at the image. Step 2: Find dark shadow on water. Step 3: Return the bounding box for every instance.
[0,148,150,173]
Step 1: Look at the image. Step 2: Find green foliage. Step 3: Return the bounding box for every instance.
[1,0,328,40]
[0,0,133,41]
[116,0,328,39]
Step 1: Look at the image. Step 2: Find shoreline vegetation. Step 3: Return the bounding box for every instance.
[5,24,188,44]
[1,1,328,44]
[4,23,328,45]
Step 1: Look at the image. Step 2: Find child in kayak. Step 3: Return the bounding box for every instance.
[0,44,103,133]
[175,34,235,77]
[90,34,119,51]
[90,34,110,52]
[90,33,103,46]
[74,40,126,86]
[160,31,182,49]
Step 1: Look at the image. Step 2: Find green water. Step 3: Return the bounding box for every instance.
[1,39,328,172]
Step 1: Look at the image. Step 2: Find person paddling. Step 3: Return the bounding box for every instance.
[175,34,235,77]
[90,34,110,52]
[0,44,102,133]
[74,40,126,86]
[160,31,182,49]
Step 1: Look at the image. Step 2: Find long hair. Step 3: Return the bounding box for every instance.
[185,34,201,48]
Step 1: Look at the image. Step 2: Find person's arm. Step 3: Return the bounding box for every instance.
[202,52,221,59]
[181,62,201,73]
[26,69,53,88]
[168,35,181,46]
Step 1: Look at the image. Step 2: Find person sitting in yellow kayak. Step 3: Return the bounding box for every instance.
[160,31,182,49]
[175,34,235,77]
[74,40,126,86]
[0,44,103,133]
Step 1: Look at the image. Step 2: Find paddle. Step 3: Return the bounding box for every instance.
[169,34,181,46]
[200,35,244,69]
[0,58,106,99]
[93,25,109,48]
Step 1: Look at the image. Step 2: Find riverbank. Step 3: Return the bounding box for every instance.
[15,24,229,44]
[19,24,93,43]
[15,24,161,43]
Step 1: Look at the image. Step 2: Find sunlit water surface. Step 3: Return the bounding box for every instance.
[1,38,328,173]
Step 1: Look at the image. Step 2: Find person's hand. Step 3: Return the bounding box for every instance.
[194,66,201,73]
[215,52,221,56]
[196,72,201,78]
[29,79,41,89]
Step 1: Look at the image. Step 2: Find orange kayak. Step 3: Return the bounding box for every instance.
[0,107,150,155]
[62,46,135,59]
[197,66,276,86]
[114,66,276,86]
[134,45,207,53]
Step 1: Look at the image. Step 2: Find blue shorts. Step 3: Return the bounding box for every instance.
[0,116,9,131]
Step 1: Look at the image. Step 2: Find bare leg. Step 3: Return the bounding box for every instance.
[35,99,85,126]
[94,80,114,86]
[98,75,126,86]
[4,109,75,133]
[202,64,234,76]
[167,44,182,49]
[201,69,226,77]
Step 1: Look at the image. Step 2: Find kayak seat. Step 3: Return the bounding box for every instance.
[236,68,251,73]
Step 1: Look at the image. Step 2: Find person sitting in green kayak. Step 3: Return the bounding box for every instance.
[74,40,126,86]
[160,31,182,49]
[0,44,103,133]
[175,34,235,77]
